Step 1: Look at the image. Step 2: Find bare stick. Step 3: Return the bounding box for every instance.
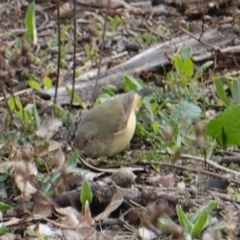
[70,0,77,108]
[92,0,111,100]
[54,0,61,104]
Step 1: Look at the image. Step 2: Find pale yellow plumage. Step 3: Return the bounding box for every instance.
[73,88,152,157]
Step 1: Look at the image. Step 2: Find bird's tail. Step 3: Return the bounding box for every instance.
[137,88,153,98]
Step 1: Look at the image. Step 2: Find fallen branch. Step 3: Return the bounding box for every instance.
[43,25,237,104]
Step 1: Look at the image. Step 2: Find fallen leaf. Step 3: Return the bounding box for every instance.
[32,194,52,218]
[94,186,123,221]
[35,116,62,140]
[34,140,62,156]
[83,201,93,225]
[50,148,65,169]
[14,161,38,200]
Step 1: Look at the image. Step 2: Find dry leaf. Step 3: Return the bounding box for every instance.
[62,229,84,239]
[55,206,82,228]
[138,227,158,240]
[0,217,21,228]
[83,201,93,225]
[94,187,123,221]
[27,223,55,238]
[14,175,37,201]
[61,213,80,228]
[14,161,38,200]
[50,148,65,169]
[35,116,62,140]
[55,206,81,217]
[0,233,17,240]
[32,194,52,218]
[34,140,62,156]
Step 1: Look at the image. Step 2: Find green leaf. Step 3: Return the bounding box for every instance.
[191,200,218,223]
[80,178,93,205]
[158,214,174,230]
[32,99,41,128]
[24,103,35,124]
[43,76,53,89]
[142,98,154,121]
[0,226,9,235]
[95,93,112,104]
[66,86,86,109]
[135,123,145,136]
[191,211,208,237]
[123,75,143,91]
[195,61,213,79]
[28,80,41,90]
[7,97,23,111]
[180,47,192,59]
[214,220,228,230]
[109,15,122,31]
[67,151,79,168]
[84,44,91,58]
[221,126,228,148]
[152,121,159,134]
[231,80,240,104]
[207,105,240,146]
[7,97,23,119]
[173,54,183,74]
[183,58,194,77]
[214,77,231,106]
[0,202,11,211]
[0,174,8,182]
[24,1,37,44]
[171,101,202,123]
[100,85,117,96]
[176,205,193,233]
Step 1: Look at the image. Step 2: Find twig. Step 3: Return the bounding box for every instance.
[92,0,111,100]
[179,26,219,50]
[160,162,240,185]
[54,0,61,104]
[136,156,240,185]
[0,88,32,102]
[0,80,14,121]
[156,150,240,177]
[70,0,77,108]
[180,153,240,178]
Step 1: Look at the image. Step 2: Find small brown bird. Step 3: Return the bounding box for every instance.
[73,88,152,157]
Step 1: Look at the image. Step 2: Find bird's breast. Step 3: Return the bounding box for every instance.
[109,110,136,156]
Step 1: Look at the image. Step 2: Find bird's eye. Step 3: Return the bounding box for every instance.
[85,139,91,145]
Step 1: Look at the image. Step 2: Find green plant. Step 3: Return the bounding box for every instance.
[207,105,240,148]
[24,1,36,44]
[108,15,123,31]
[7,96,39,129]
[39,150,89,196]
[0,202,11,211]
[0,226,9,235]
[206,75,240,148]
[28,75,53,90]
[214,75,240,106]
[142,32,158,45]
[174,201,226,239]
[84,43,99,60]
[166,47,213,100]
[80,178,93,206]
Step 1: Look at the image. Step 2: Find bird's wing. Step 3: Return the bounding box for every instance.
[113,91,135,119]
[82,99,127,135]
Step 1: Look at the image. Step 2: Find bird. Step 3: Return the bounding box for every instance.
[73,88,153,157]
